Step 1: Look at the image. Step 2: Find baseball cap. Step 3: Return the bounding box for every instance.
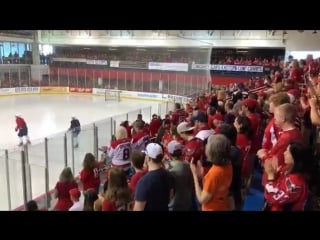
[144,143,163,159]
[69,188,81,199]
[167,140,183,154]
[177,122,195,134]
[242,98,257,109]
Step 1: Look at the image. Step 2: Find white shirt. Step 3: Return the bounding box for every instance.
[69,201,83,211]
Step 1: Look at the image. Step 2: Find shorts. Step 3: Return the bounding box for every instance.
[18,127,28,137]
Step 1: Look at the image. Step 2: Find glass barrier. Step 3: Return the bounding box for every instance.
[0,151,9,210]
[127,109,141,124]
[7,150,25,210]
[27,139,46,166]
[95,117,112,150]
[67,123,95,176]
[141,106,152,123]
[47,132,67,191]
[29,163,47,208]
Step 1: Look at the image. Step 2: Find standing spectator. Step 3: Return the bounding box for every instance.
[53,167,78,211]
[129,151,147,194]
[190,134,233,211]
[167,140,195,211]
[133,143,174,211]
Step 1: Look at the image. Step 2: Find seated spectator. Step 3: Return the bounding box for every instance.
[54,167,78,211]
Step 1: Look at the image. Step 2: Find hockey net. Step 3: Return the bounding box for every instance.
[104,89,121,102]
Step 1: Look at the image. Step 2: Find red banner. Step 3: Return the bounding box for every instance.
[69,87,92,93]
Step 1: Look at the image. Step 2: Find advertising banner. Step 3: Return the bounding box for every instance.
[40,86,69,94]
[69,87,92,93]
[15,87,40,94]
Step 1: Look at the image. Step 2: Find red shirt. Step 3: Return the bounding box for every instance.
[264,166,308,211]
[149,118,162,137]
[247,112,261,151]
[162,131,173,160]
[183,137,205,164]
[80,168,100,191]
[236,133,252,176]
[16,117,26,130]
[129,170,147,194]
[54,180,78,211]
[262,118,281,151]
[171,109,186,126]
[261,128,303,186]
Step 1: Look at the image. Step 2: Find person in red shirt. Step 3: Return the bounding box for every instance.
[264,142,310,211]
[129,151,147,195]
[53,167,78,211]
[149,114,162,137]
[258,103,303,187]
[233,115,253,177]
[241,98,261,146]
[80,153,101,193]
[177,122,204,166]
[170,103,187,126]
[15,114,31,146]
[262,92,290,151]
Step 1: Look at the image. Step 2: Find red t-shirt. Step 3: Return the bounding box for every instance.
[129,170,147,194]
[54,180,78,211]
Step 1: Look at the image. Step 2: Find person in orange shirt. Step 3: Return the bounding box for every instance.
[190,134,233,211]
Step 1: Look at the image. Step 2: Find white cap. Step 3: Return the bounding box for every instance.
[177,122,195,134]
[144,143,163,159]
[167,140,183,154]
[15,114,21,117]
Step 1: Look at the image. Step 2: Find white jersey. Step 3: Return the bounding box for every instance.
[108,138,132,166]
[195,129,215,141]
[131,131,150,152]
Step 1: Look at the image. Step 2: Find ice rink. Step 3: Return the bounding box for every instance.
[0,94,160,210]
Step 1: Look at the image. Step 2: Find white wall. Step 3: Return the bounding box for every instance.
[285,31,320,51]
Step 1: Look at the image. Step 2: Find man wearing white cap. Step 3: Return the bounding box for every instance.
[133,143,174,211]
[15,114,31,146]
[68,116,81,148]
